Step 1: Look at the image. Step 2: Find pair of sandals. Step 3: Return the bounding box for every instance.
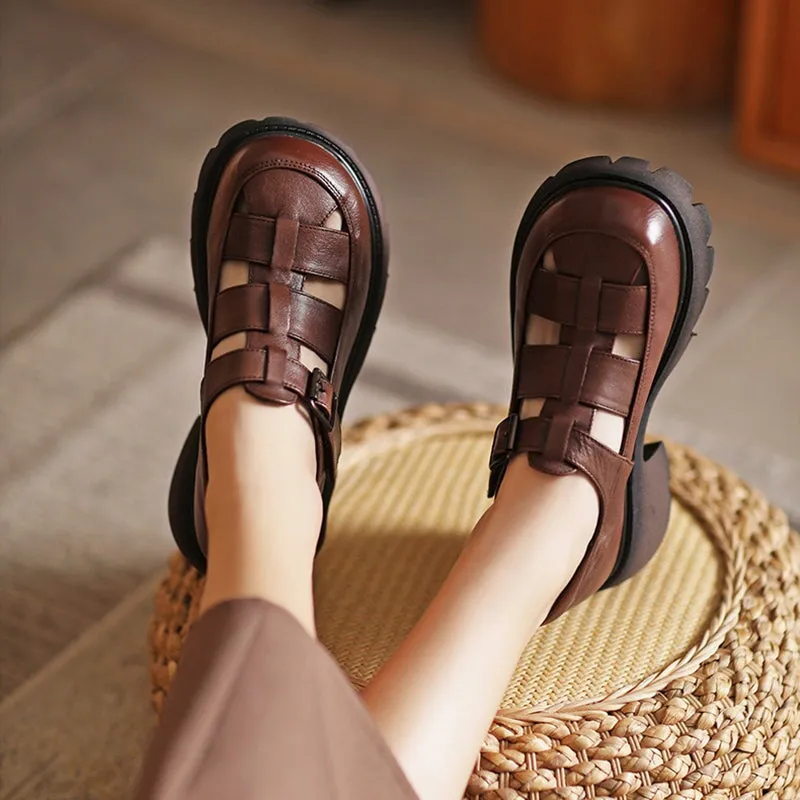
[168,118,712,624]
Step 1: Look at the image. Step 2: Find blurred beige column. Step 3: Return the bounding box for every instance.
[477,0,739,111]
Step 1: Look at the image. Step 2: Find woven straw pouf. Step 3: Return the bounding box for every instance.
[150,403,800,799]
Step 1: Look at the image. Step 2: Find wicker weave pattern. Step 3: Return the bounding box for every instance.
[149,404,800,799]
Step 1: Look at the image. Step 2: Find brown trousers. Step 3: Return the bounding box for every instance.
[134,599,418,799]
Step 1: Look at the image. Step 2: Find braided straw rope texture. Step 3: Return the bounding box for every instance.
[150,403,800,799]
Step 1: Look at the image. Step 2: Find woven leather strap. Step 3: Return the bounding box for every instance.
[517,345,638,416]
[528,269,647,335]
[202,212,348,437]
[488,414,633,499]
[211,284,342,363]
[490,265,646,496]
[224,212,349,281]
[202,349,337,429]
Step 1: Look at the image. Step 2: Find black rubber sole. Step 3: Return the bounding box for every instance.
[168,117,389,574]
[511,156,713,590]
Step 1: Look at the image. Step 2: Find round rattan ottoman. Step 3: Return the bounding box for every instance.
[149,404,800,799]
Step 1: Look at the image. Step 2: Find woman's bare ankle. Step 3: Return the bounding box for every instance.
[199,390,323,630]
[486,456,599,600]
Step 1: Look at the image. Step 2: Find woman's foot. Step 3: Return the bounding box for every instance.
[167,119,388,618]
[489,156,713,622]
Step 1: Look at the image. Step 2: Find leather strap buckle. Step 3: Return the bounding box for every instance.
[489,413,519,471]
[307,367,337,432]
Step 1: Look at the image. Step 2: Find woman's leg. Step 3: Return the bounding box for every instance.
[198,394,321,633]
[361,247,646,800]
[360,461,597,800]
[135,393,415,800]
[135,207,417,799]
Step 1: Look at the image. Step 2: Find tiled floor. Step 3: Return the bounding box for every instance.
[1,0,799,712]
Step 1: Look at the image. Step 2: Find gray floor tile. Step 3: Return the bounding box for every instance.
[364,312,510,405]
[652,256,800,517]
[0,323,202,698]
[0,113,151,341]
[0,286,192,484]
[0,2,134,341]
[0,578,159,800]
[0,27,191,341]
[698,222,791,336]
[658,220,793,402]
[0,0,121,119]
[110,236,196,311]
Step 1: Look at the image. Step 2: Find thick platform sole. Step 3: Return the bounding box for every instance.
[168,117,389,574]
[511,156,714,592]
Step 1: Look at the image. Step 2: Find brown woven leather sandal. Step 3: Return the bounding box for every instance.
[168,118,388,573]
[489,157,713,623]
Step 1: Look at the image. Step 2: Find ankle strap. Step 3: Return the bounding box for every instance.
[488,414,632,500]
[202,348,337,426]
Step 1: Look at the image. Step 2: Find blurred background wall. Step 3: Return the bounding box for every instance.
[1,1,798,795]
